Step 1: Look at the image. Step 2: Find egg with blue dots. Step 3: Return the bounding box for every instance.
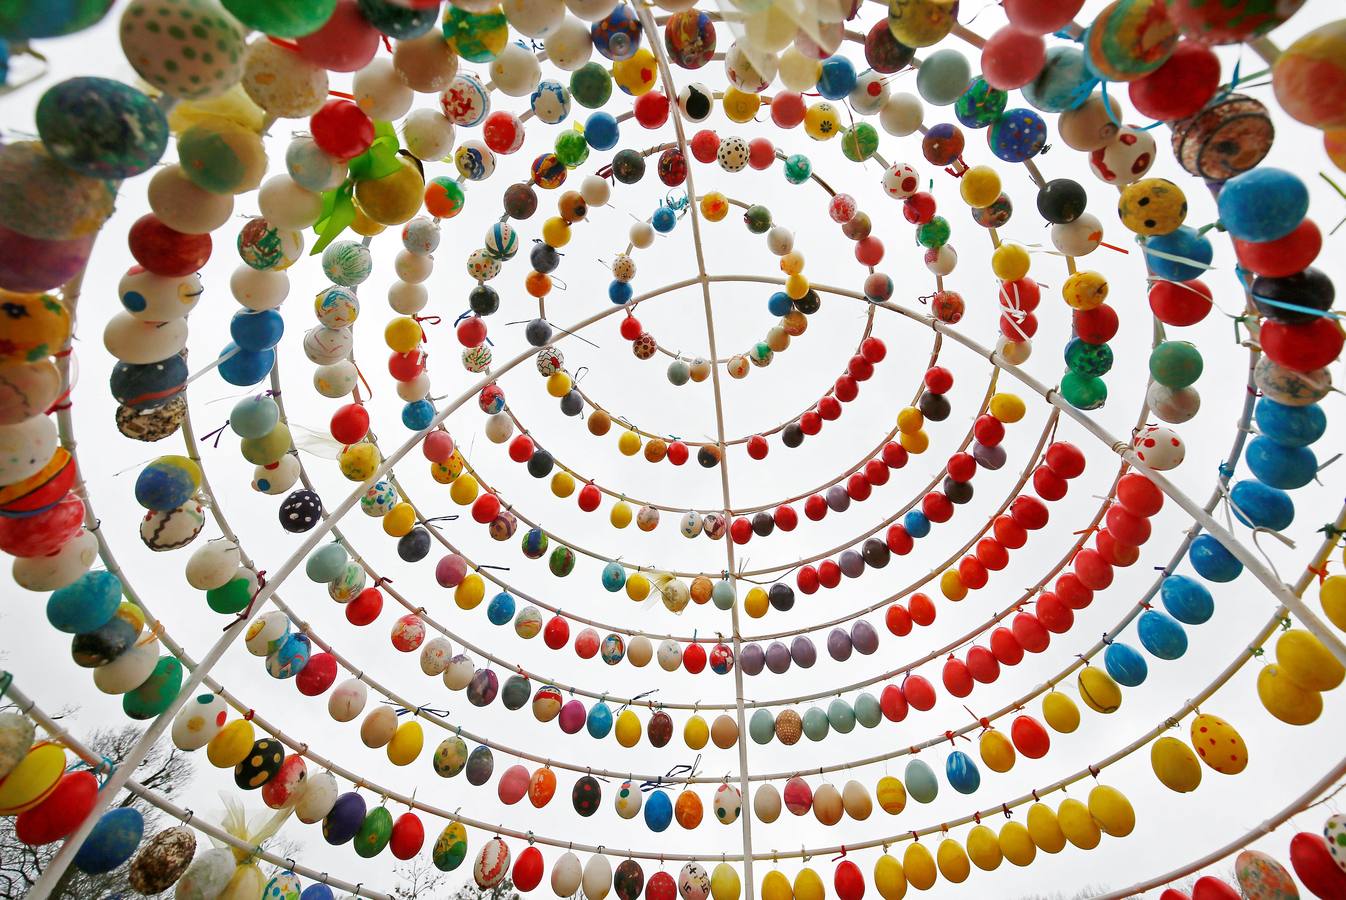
[118,269,201,322]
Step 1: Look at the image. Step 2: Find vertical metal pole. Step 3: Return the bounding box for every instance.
[633,3,757,890]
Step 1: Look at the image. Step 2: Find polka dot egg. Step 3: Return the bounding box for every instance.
[882,162,920,199]
[263,871,302,900]
[234,738,283,789]
[119,0,246,101]
[1234,849,1298,899]
[717,136,749,172]
[171,691,227,750]
[1190,713,1248,774]
[361,481,397,517]
[278,489,322,532]
[1324,813,1346,872]
[1133,424,1186,471]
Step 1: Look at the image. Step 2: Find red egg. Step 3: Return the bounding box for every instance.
[847,355,874,382]
[818,396,842,420]
[958,556,988,590]
[1105,505,1150,546]
[800,410,822,435]
[990,627,1024,665]
[1035,592,1074,634]
[999,277,1041,312]
[689,130,720,163]
[390,812,425,861]
[1117,473,1163,517]
[886,603,912,637]
[903,674,936,711]
[1160,890,1192,900]
[310,98,375,161]
[882,442,909,469]
[666,441,688,465]
[855,236,885,267]
[128,214,211,277]
[574,628,599,659]
[296,652,338,695]
[262,754,308,810]
[15,771,97,845]
[578,483,601,512]
[457,315,488,347]
[1072,548,1114,590]
[1148,279,1213,326]
[330,403,370,444]
[511,845,545,892]
[1009,495,1049,530]
[834,375,859,402]
[797,565,819,594]
[923,492,953,523]
[774,504,797,531]
[471,492,501,524]
[942,657,973,697]
[748,137,775,170]
[1012,612,1049,653]
[947,452,976,482]
[543,616,570,650]
[1001,310,1038,341]
[880,683,909,721]
[1128,41,1220,121]
[682,643,708,674]
[1009,714,1051,759]
[508,435,534,463]
[1290,832,1346,899]
[1003,0,1084,32]
[1074,303,1119,344]
[423,430,455,464]
[994,515,1027,549]
[804,494,827,521]
[1045,442,1086,478]
[619,316,644,340]
[886,523,913,555]
[770,92,806,128]
[746,435,768,459]
[0,493,84,557]
[865,459,890,486]
[647,871,678,900]
[1095,530,1140,567]
[903,192,937,225]
[1190,878,1240,900]
[783,776,814,815]
[818,559,842,589]
[1235,219,1322,278]
[835,860,865,900]
[1055,573,1094,610]
[909,592,936,626]
[981,25,1047,89]
[975,538,1009,571]
[294,0,380,72]
[1033,466,1068,501]
[482,111,523,154]
[1261,318,1344,373]
[847,474,872,503]
[966,645,1000,683]
[924,366,954,394]
[388,350,426,382]
[730,517,752,545]
[346,588,383,626]
[634,92,670,129]
[861,337,887,363]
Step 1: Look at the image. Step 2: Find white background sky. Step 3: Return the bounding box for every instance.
[4,1,1346,897]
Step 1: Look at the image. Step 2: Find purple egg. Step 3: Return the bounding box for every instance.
[765,641,792,674]
[790,636,817,668]
[839,549,865,579]
[971,441,1007,470]
[739,643,765,676]
[0,222,94,292]
[851,620,879,655]
[825,485,851,512]
[558,698,587,733]
[323,792,366,845]
[467,668,498,707]
[465,745,494,785]
[435,553,468,587]
[827,628,853,662]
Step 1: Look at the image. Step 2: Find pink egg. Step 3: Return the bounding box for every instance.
[498,764,531,805]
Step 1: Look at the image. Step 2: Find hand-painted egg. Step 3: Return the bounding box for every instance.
[327,562,367,603]
[261,754,307,810]
[531,685,563,722]
[123,655,183,720]
[139,498,206,552]
[266,632,311,679]
[434,821,469,872]
[531,79,571,124]
[465,744,494,785]
[1234,849,1298,899]
[573,774,602,816]
[390,613,427,653]
[678,862,711,900]
[1133,424,1185,471]
[605,778,641,820]
[355,806,393,859]
[294,770,338,825]
[245,610,290,656]
[234,738,284,790]
[1190,713,1248,774]
[514,605,544,639]
[1089,126,1156,186]
[119,0,244,99]
[128,825,196,894]
[710,782,742,825]
[171,691,227,750]
[328,678,368,722]
[525,766,556,809]
[264,871,302,900]
[419,637,454,676]
[474,837,512,888]
[37,77,167,179]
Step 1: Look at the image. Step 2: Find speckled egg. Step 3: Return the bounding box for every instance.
[36,77,167,179]
[119,0,245,100]
[1234,849,1298,899]
[128,825,196,894]
[433,736,469,777]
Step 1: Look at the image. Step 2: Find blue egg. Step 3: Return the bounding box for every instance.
[1144,226,1213,282]
[1254,398,1325,448]
[644,789,672,831]
[134,458,197,511]
[945,750,980,794]
[486,591,516,625]
[1137,610,1188,660]
[301,884,337,900]
[602,561,626,592]
[1103,641,1148,687]
[988,108,1047,162]
[1246,436,1317,490]
[609,280,633,304]
[767,291,793,316]
[36,77,167,178]
[1217,168,1308,243]
[230,309,285,351]
[1230,480,1294,531]
[48,570,122,634]
[110,356,187,412]
[323,792,366,846]
[402,399,435,430]
[584,112,619,150]
[903,510,931,539]
[230,395,280,440]
[586,701,614,739]
[1189,534,1242,582]
[1023,46,1092,113]
[266,633,311,680]
[218,342,275,387]
[73,807,144,874]
[1160,574,1213,625]
[305,543,349,583]
[905,758,939,803]
[816,56,857,100]
[651,206,677,233]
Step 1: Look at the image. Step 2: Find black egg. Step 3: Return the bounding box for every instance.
[530,243,561,274]
[234,738,284,790]
[469,284,499,316]
[752,512,775,537]
[918,392,951,421]
[560,390,584,417]
[1251,267,1335,324]
[279,489,322,533]
[1036,178,1088,224]
[768,582,795,611]
[697,445,721,468]
[782,423,804,448]
[794,290,822,315]
[398,527,431,562]
[611,149,646,184]
[71,616,137,668]
[944,477,974,504]
[525,317,554,346]
[861,537,890,568]
[527,449,555,478]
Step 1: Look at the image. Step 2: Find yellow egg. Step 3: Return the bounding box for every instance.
[1057,798,1100,850]
[617,430,641,456]
[979,729,1016,773]
[626,573,650,601]
[1087,785,1134,837]
[449,473,479,506]
[700,192,729,222]
[613,48,657,96]
[873,854,906,900]
[615,709,642,747]
[792,867,824,900]
[936,839,970,883]
[610,502,633,529]
[1042,691,1080,733]
[780,251,805,275]
[455,573,485,610]
[896,407,924,435]
[541,216,570,248]
[684,714,709,750]
[431,460,456,484]
[1062,270,1109,310]
[711,863,741,900]
[745,587,769,618]
[383,502,416,537]
[114,600,147,638]
[762,870,792,900]
[1321,575,1346,630]
[385,316,422,353]
[353,157,424,225]
[546,371,573,397]
[206,719,254,769]
[722,87,762,123]
[960,166,1002,208]
[876,775,907,815]
[1026,802,1066,854]
[899,430,929,454]
[1275,629,1345,691]
[966,824,1002,871]
[902,843,936,891]
[551,471,575,497]
[999,821,1037,867]
[1190,713,1248,774]
[1257,663,1324,725]
[940,569,966,601]
[349,206,386,237]
[443,450,465,478]
[387,720,424,766]
[0,742,65,814]
[1150,736,1202,793]
[804,102,841,140]
[1077,667,1122,714]
[785,273,810,300]
[991,243,1030,281]
[339,442,381,481]
[988,393,1026,423]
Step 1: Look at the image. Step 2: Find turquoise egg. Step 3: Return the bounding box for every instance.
[854,692,882,728]
[1254,398,1326,448]
[1103,641,1148,687]
[905,758,938,803]
[1160,574,1214,625]
[1189,534,1242,582]
[827,699,856,734]
[47,570,122,634]
[802,707,830,742]
[36,77,167,178]
[74,807,144,874]
[229,395,280,440]
[749,708,775,744]
[945,750,980,794]
[712,579,735,610]
[487,592,516,625]
[266,633,310,679]
[1246,436,1316,490]
[644,789,672,832]
[1137,610,1188,660]
[1023,46,1091,113]
[0,0,115,40]
[586,701,614,739]
[1229,480,1294,531]
[601,561,625,591]
[305,543,348,583]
